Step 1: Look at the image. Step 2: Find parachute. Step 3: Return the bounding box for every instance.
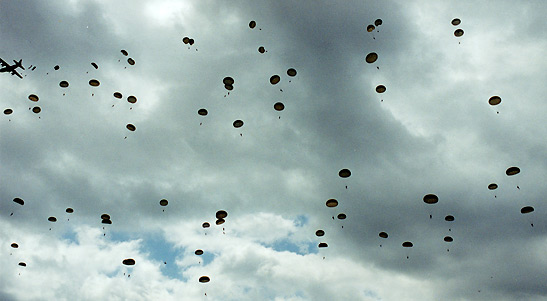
[11,243,19,248]
[121,50,128,56]
[199,276,210,283]
[225,84,234,91]
[4,108,13,115]
[216,210,228,219]
[48,216,57,222]
[287,68,297,77]
[59,81,69,88]
[326,199,338,208]
[102,219,112,224]
[402,241,413,247]
[367,25,375,32]
[270,75,280,85]
[506,167,520,176]
[66,208,74,213]
[28,94,39,102]
[423,194,439,204]
[188,39,195,46]
[274,102,285,111]
[159,199,168,206]
[89,79,100,87]
[521,206,534,214]
[488,96,501,106]
[249,21,256,29]
[216,218,225,225]
[454,29,464,37]
[32,107,41,114]
[375,85,386,93]
[19,262,26,267]
[258,46,266,53]
[379,232,388,238]
[127,96,137,104]
[54,65,60,70]
[182,37,190,44]
[127,58,135,65]
[316,230,325,237]
[223,77,234,85]
[337,213,347,220]
[365,53,378,64]
[488,183,498,190]
[338,169,351,178]
[445,215,455,222]
[318,242,328,248]
[202,222,210,228]
[444,236,453,242]
[113,92,123,99]
[451,18,461,26]
[13,198,24,205]
[122,259,136,265]
[233,120,244,128]
[126,124,136,131]
[374,19,383,26]
[91,62,99,69]
[195,249,204,255]
[101,214,111,220]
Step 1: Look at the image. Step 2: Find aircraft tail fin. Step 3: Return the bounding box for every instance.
[13,59,25,70]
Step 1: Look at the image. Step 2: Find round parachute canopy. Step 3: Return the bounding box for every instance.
[423,194,439,204]
[182,37,189,44]
[121,50,128,56]
[19,262,26,267]
[326,199,338,208]
[54,65,60,70]
[127,96,137,104]
[202,222,210,228]
[367,25,375,32]
[337,213,347,220]
[274,102,285,111]
[13,198,24,205]
[316,230,325,237]
[375,85,386,93]
[28,94,39,102]
[233,120,244,128]
[127,58,135,65]
[66,208,74,213]
[366,52,378,64]
[521,206,534,214]
[258,46,265,53]
[224,84,234,91]
[402,241,413,248]
[249,20,256,29]
[188,39,194,45]
[159,199,168,206]
[216,218,225,225]
[198,108,208,116]
[488,96,501,106]
[216,210,228,219]
[223,77,234,85]
[114,92,122,99]
[506,167,520,176]
[375,19,383,26]
[199,276,210,283]
[122,258,136,266]
[89,79,100,87]
[32,106,41,114]
[48,216,57,222]
[59,81,69,88]
[270,75,280,85]
[451,18,461,26]
[195,249,204,255]
[4,108,13,115]
[101,214,111,220]
[91,62,98,69]
[379,232,388,239]
[445,215,455,222]
[318,242,328,248]
[444,236,453,242]
[102,219,112,224]
[488,183,498,190]
[454,29,464,37]
[126,124,136,131]
[11,243,19,248]
[339,169,351,178]
[287,68,297,77]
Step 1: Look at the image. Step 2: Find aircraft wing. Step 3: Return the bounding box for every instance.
[11,70,23,79]
[0,58,8,67]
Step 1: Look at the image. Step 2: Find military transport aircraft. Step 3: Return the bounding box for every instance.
[0,58,25,79]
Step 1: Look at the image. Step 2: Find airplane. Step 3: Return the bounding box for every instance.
[0,58,25,79]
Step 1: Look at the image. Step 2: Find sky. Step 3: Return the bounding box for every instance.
[1,0,546,300]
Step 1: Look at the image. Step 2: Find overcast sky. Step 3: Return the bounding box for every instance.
[1,0,546,300]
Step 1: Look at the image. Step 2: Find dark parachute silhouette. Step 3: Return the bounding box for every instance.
[445,215,455,222]
[376,85,386,93]
[318,242,328,248]
[488,183,498,190]
[28,94,39,102]
[367,25,375,32]
[102,219,112,224]
[216,218,225,225]
[375,19,383,26]
[274,102,285,111]
[199,276,210,283]
[59,81,69,88]
[451,18,461,26]
[127,96,137,104]
[454,29,464,37]
[506,167,520,176]
[216,210,228,219]
[126,124,136,131]
[101,214,111,220]
[66,208,74,213]
[32,107,41,114]
[338,169,351,178]
[19,262,26,267]
[258,46,266,53]
[270,75,280,85]
[54,65,60,70]
[337,213,347,220]
[287,68,297,77]
[316,230,325,237]
[233,120,244,128]
[402,241,413,247]
[48,216,57,222]
[202,222,210,228]
[159,199,168,206]
[121,50,128,56]
[127,58,135,65]
[521,206,534,214]
[223,77,234,85]
[122,259,136,265]
[365,52,378,64]
[13,198,24,205]
[4,108,13,115]
[89,79,100,87]
[249,20,256,29]
[489,96,501,106]
[326,199,338,208]
[195,249,204,255]
[379,232,388,239]
[182,37,190,44]
[114,92,123,99]
[423,194,439,204]
[444,236,453,242]
[91,62,99,69]
[11,243,19,248]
